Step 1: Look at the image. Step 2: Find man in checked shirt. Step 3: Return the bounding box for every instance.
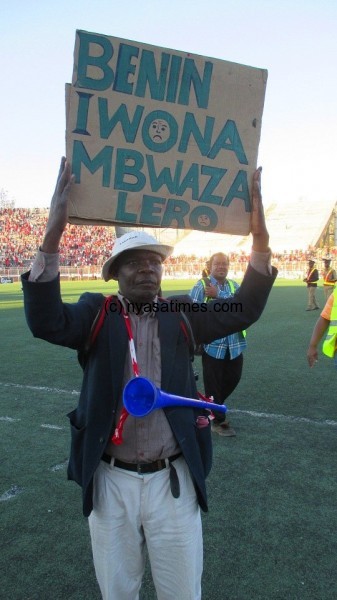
[190,253,246,437]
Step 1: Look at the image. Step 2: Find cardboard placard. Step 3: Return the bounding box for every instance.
[66,30,267,235]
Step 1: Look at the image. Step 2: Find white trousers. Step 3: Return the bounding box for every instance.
[323,286,334,301]
[88,456,203,600]
[307,286,319,309]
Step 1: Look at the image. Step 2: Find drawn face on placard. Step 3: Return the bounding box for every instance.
[150,119,170,143]
[197,214,211,228]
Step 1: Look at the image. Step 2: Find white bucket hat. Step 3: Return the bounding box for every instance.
[101,230,174,281]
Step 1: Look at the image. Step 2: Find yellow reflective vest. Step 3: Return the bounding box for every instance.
[323,268,336,286]
[322,289,337,358]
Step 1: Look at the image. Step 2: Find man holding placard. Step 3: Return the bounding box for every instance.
[22,29,273,600]
[22,155,276,599]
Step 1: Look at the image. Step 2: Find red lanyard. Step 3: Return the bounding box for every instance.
[110,305,139,445]
[110,303,215,444]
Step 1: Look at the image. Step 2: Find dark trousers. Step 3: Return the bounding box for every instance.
[202,351,243,423]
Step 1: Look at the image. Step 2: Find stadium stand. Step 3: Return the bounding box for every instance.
[172,198,337,256]
[0,201,336,281]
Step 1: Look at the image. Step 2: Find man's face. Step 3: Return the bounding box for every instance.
[210,255,229,283]
[115,250,163,302]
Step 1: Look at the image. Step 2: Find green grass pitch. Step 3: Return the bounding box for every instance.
[1,278,337,599]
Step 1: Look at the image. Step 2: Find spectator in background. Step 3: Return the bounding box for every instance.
[322,257,337,301]
[303,259,319,311]
[190,253,247,437]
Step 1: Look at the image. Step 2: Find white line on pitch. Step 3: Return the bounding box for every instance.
[0,486,24,502]
[230,409,337,427]
[2,381,337,428]
[0,381,80,395]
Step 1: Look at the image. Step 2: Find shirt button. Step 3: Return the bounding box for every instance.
[99,437,104,443]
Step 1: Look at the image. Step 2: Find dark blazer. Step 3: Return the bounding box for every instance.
[305,267,319,287]
[22,264,277,517]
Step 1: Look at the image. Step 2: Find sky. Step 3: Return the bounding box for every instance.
[1,0,337,213]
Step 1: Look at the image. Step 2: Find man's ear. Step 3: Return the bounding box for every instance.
[109,258,121,280]
[110,267,118,281]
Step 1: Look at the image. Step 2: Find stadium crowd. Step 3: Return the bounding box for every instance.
[0,208,115,269]
[1,207,336,276]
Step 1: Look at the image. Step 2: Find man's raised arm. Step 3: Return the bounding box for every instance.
[41,157,74,253]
